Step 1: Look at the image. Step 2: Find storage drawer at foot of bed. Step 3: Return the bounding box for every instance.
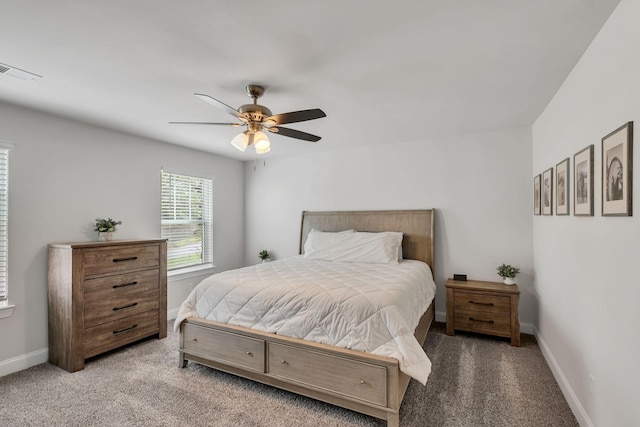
[84,310,160,358]
[267,343,387,406]
[182,323,265,372]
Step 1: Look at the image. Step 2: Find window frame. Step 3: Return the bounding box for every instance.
[160,168,214,273]
[0,142,13,317]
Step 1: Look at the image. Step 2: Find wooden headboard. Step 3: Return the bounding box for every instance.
[299,209,435,272]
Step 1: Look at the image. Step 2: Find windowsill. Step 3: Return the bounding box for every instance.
[0,304,15,319]
[168,264,216,281]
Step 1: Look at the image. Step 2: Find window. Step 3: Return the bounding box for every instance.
[0,143,10,309]
[161,170,213,271]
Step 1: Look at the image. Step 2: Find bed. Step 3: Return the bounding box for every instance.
[176,209,435,427]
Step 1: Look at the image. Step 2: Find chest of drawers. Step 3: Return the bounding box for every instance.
[445,279,520,346]
[48,239,167,372]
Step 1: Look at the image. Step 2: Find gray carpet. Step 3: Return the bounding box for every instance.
[0,322,577,426]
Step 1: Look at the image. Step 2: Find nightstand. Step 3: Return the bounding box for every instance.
[445,278,520,346]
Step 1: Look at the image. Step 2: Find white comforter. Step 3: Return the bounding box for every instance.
[174,256,436,384]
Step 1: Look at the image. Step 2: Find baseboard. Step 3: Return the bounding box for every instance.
[534,326,594,427]
[0,347,48,378]
[167,307,179,321]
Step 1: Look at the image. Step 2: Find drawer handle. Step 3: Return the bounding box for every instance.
[246,351,252,356]
[469,317,494,324]
[113,281,138,289]
[360,379,366,385]
[192,338,198,342]
[113,324,138,334]
[469,301,494,306]
[113,302,138,311]
[113,256,138,263]
[280,360,287,365]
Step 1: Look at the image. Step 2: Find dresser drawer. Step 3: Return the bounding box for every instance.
[454,291,510,314]
[84,269,159,294]
[82,244,160,277]
[84,289,159,328]
[454,310,511,336]
[182,323,265,372]
[84,310,160,358]
[267,343,386,406]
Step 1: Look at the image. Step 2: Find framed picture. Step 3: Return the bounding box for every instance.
[574,145,594,216]
[542,167,553,215]
[602,122,633,216]
[533,174,541,215]
[556,158,570,215]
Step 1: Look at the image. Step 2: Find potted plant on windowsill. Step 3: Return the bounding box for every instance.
[94,217,122,241]
[259,250,270,263]
[497,264,519,285]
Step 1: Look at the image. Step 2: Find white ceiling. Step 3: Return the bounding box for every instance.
[0,0,621,160]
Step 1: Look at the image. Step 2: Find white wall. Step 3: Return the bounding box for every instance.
[532,0,639,425]
[244,127,534,327]
[0,101,245,374]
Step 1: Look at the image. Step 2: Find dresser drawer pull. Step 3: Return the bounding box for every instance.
[113,256,138,263]
[113,281,138,289]
[469,301,494,306]
[113,324,138,334]
[246,351,252,356]
[113,302,138,311]
[469,317,494,324]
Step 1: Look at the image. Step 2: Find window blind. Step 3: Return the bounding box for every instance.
[0,147,9,302]
[161,171,213,271]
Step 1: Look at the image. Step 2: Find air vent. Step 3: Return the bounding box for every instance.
[0,63,42,81]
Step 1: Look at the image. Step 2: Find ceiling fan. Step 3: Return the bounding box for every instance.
[170,84,326,154]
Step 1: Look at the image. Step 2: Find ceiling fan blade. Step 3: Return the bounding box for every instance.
[266,109,326,126]
[268,126,321,142]
[169,121,243,127]
[194,93,245,120]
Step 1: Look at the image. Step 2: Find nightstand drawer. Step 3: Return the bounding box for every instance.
[454,310,511,336]
[454,291,510,314]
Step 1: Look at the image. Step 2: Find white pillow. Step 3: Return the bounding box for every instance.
[303,229,355,255]
[304,231,403,264]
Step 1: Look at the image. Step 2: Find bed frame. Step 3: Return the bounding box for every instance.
[179,209,435,427]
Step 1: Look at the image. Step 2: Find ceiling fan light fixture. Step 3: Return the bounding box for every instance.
[254,131,271,154]
[230,131,249,152]
[255,144,271,154]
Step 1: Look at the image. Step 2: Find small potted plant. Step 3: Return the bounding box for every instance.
[497,263,519,285]
[94,217,122,241]
[258,250,270,263]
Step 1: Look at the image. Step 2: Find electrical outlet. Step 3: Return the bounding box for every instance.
[588,374,595,400]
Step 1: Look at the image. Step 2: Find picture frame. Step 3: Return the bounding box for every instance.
[602,122,633,216]
[533,174,541,215]
[556,158,570,215]
[542,167,553,215]
[574,145,594,216]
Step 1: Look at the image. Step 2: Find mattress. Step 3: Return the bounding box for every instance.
[174,256,436,384]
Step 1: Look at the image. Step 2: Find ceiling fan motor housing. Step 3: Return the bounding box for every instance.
[238,104,273,123]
